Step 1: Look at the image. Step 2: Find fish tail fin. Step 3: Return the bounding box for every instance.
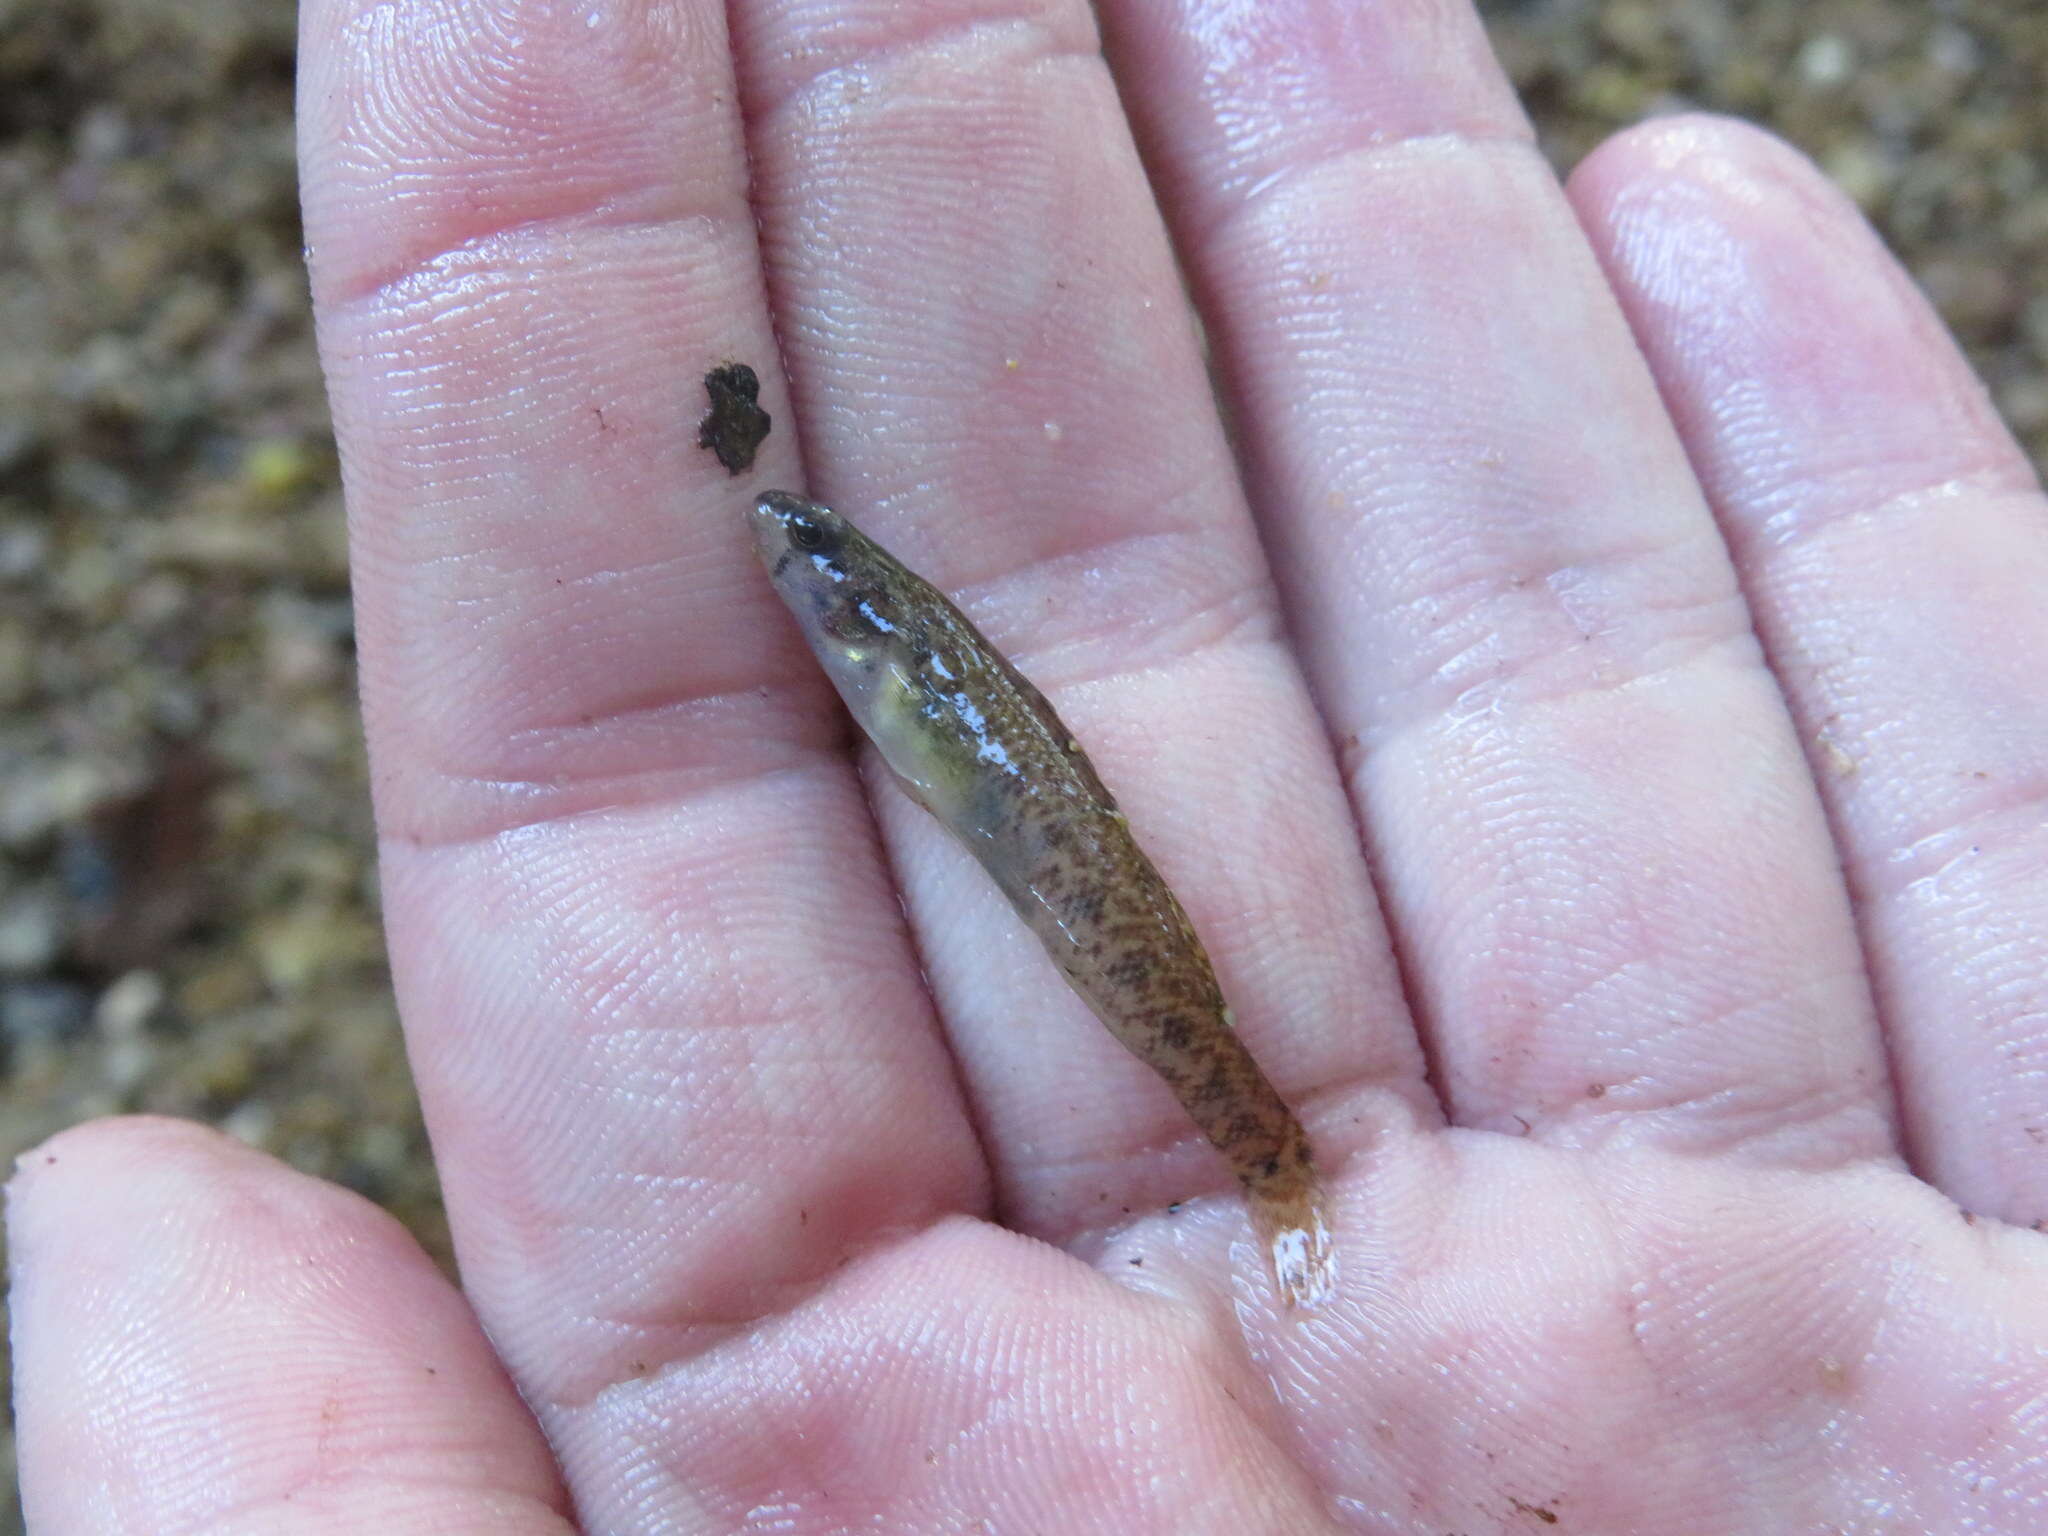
[1249,1175,1337,1310]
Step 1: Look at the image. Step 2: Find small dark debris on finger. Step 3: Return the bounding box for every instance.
[698,361,771,475]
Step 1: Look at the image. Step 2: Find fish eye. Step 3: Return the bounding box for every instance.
[787,512,828,552]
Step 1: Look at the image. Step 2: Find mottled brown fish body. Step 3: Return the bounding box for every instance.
[974,777,1324,1221]
[749,491,1335,1307]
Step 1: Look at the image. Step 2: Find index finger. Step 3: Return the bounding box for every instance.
[299,0,982,1405]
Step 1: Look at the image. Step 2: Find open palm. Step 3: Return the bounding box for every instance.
[16,1,2048,1531]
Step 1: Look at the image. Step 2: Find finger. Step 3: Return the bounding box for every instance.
[1569,116,2048,1222]
[9,1118,568,1535]
[1099,0,1896,1163]
[735,0,1430,1246]
[298,0,983,1419]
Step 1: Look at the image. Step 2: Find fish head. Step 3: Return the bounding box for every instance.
[749,490,928,705]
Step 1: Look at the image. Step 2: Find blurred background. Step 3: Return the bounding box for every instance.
[1,0,2043,1524]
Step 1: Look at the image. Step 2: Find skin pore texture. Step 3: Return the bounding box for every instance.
[12,1,2048,1533]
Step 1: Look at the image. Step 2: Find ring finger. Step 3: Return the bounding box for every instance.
[1103,0,1897,1165]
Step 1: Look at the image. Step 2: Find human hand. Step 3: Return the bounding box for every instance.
[14,1,2048,1530]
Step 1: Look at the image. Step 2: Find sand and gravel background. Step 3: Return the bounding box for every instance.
[2,0,2044,1523]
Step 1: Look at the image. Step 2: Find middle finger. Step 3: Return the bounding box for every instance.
[736,0,1430,1250]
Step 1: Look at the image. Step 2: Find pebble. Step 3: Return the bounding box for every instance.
[0,889,62,974]
[1798,33,1855,87]
[1,980,91,1047]
[96,969,164,1038]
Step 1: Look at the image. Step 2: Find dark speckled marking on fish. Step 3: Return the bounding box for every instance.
[748,490,1335,1308]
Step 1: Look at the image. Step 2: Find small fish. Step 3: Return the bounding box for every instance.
[749,491,1335,1308]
